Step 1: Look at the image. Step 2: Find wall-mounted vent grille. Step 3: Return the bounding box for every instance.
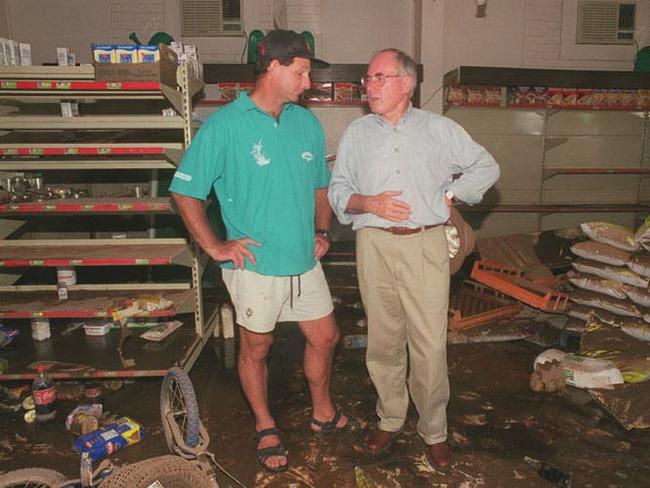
[181,0,242,37]
[577,1,636,45]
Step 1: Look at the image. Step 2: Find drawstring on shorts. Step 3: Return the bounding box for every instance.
[289,275,302,309]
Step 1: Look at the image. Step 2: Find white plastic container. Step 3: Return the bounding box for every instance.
[57,266,76,286]
[31,319,51,341]
[84,322,111,336]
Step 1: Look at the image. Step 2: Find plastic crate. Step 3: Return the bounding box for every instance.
[448,281,523,330]
[470,260,569,313]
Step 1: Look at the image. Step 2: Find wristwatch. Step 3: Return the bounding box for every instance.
[315,229,333,241]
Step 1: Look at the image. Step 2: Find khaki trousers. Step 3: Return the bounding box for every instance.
[357,226,450,444]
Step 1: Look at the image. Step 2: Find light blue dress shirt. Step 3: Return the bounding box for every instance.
[328,105,500,231]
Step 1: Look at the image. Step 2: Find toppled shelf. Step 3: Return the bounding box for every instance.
[543,168,650,180]
[0,65,95,80]
[460,203,650,213]
[0,316,203,380]
[0,288,195,319]
[0,159,178,170]
[0,197,173,215]
[0,238,191,267]
[0,115,185,130]
[445,66,650,89]
[0,142,182,156]
[0,79,165,91]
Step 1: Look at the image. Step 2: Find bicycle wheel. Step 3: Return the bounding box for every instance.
[0,468,67,488]
[160,366,201,449]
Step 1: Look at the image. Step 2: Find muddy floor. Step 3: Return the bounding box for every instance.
[1,265,650,487]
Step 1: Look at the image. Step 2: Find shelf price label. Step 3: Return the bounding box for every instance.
[37,82,53,89]
[55,82,72,90]
[3,148,18,155]
[0,81,17,89]
[28,148,44,155]
[135,259,149,265]
[30,260,44,266]
[64,148,79,155]
[107,82,123,90]
[98,147,111,154]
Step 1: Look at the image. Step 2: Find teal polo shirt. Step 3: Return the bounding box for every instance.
[169,93,330,276]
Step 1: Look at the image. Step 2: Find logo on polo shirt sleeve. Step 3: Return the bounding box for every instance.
[173,171,192,182]
[251,138,271,167]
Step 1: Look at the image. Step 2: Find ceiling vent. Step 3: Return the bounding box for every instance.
[181,0,242,37]
[576,1,636,45]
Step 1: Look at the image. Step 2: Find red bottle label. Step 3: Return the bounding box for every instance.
[34,386,56,405]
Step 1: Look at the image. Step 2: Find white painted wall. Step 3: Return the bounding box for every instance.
[1,1,645,75]
[320,0,413,62]
[0,0,646,117]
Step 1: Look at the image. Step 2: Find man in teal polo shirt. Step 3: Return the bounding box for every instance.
[170,30,365,473]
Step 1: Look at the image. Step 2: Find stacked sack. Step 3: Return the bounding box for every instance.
[564,219,650,386]
[566,219,650,341]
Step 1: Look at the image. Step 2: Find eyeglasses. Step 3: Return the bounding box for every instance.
[361,73,404,87]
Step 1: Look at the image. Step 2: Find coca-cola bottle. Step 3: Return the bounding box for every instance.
[32,364,57,422]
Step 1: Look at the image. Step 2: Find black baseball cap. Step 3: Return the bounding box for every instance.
[257,29,329,68]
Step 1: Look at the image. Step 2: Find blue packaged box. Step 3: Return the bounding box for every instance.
[73,417,143,461]
[114,44,137,64]
[92,44,114,64]
[137,45,160,64]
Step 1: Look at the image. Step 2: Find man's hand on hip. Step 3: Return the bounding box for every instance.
[208,238,261,269]
[367,191,412,222]
[314,233,331,260]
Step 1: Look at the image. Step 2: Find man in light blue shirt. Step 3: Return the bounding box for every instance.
[329,48,499,469]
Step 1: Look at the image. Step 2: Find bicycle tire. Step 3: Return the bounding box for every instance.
[160,366,201,449]
[0,468,67,488]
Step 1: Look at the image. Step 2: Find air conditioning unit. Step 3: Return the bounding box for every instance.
[576,1,636,45]
[181,0,242,37]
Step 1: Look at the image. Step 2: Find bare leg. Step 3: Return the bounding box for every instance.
[299,313,366,430]
[238,325,287,470]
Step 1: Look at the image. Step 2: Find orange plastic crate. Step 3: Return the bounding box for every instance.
[448,282,523,330]
[470,260,569,313]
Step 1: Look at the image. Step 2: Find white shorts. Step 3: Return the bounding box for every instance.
[221,261,334,333]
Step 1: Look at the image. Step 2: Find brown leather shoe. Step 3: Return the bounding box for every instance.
[426,441,451,468]
[363,428,400,456]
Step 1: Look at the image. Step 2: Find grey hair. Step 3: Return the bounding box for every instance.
[372,48,416,94]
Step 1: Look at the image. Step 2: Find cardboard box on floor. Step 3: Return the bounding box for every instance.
[94,44,178,86]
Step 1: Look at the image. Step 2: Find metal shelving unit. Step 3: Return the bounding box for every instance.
[443,66,650,236]
[0,64,214,380]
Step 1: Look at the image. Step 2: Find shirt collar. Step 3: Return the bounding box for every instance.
[235,92,295,116]
[372,102,414,129]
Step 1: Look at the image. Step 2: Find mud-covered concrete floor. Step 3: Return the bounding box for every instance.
[2,265,650,487]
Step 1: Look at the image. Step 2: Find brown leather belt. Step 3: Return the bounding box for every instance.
[376,224,441,235]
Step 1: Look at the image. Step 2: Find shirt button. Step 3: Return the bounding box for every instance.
[395,168,401,174]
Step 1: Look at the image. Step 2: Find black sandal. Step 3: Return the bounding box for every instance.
[311,409,366,435]
[253,427,289,473]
